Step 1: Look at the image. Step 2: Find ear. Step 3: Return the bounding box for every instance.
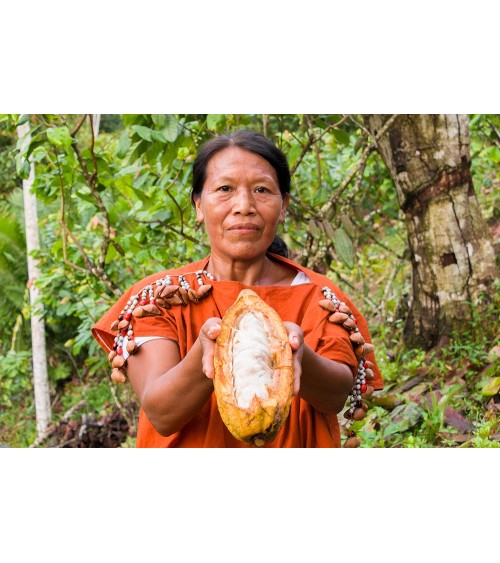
[194,195,204,223]
[279,194,290,223]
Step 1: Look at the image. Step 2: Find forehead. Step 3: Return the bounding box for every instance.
[205,147,278,182]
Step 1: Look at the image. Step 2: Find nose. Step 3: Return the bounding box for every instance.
[232,188,256,215]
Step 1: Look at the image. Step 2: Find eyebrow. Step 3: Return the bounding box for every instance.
[213,175,276,184]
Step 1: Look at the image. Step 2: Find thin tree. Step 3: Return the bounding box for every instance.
[365,114,498,349]
[17,120,52,439]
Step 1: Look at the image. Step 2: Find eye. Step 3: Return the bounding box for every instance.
[217,185,232,192]
[255,186,270,194]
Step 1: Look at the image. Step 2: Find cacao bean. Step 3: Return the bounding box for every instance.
[329,312,349,324]
[339,303,352,315]
[188,289,199,303]
[363,343,375,355]
[118,319,129,330]
[158,284,180,298]
[155,297,170,309]
[349,332,365,345]
[365,368,374,380]
[126,340,138,355]
[142,303,161,316]
[112,355,125,369]
[319,299,337,312]
[108,350,117,362]
[344,436,361,448]
[362,385,374,398]
[178,287,189,305]
[110,320,119,332]
[197,284,213,298]
[111,369,126,383]
[353,408,366,421]
[342,318,357,330]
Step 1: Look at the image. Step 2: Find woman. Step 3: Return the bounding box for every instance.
[92,130,383,447]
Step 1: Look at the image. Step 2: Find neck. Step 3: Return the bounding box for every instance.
[207,254,274,286]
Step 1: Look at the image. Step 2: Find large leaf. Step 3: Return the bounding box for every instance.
[333,227,355,269]
[46,126,73,151]
[207,114,226,131]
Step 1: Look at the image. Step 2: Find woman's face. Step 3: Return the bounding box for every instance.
[194,147,289,262]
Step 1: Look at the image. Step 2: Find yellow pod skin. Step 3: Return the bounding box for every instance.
[214,289,294,447]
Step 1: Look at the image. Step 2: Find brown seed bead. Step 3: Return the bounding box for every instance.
[110,320,119,332]
[363,343,375,355]
[108,350,117,362]
[178,287,189,305]
[364,360,375,370]
[187,289,199,304]
[118,319,129,330]
[329,312,349,324]
[344,436,361,448]
[353,344,364,358]
[343,409,354,419]
[361,400,369,412]
[343,318,357,330]
[353,408,367,421]
[197,284,213,298]
[142,303,161,316]
[126,340,138,355]
[165,294,184,305]
[339,303,353,315]
[362,385,374,398]
[154,297,171,309]
[158,284,180,299]
[350,332,365,345]
[111,369,126,383]
[365,368,374,380]
[319,299,337,313]
[112,355,126,369]
[132,306,145,317]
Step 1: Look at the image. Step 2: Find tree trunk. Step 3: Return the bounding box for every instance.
[17,121,52,439]
[365,114,498,349]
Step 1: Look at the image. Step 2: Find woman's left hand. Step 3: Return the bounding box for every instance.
[283,322,304,396]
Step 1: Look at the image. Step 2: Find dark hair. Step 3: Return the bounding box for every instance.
[191,130,290,258]
[191,130,291,203]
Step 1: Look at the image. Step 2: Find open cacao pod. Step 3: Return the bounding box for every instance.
[214,289,294,447]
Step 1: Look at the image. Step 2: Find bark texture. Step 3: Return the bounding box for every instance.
[17,121,52,439]
[365,115,498,349]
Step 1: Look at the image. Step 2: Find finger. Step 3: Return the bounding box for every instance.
[289,333,302,351]
[202,351,215,379]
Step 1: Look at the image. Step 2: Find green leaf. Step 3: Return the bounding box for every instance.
[150,130,167,143]
[332,128,350,145]
[151,114,166,128]
[16,114,30,126]
[177,146,190,160]
[161,115,178,143]
[116,131,131,158]
[333,227,355,269]
[46,126,73,151]
[481,377,500,397]
[130,125,153,142]
[207,114,226,132]
[16,155,31,179]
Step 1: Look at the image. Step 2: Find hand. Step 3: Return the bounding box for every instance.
[199,317,222,380]
[283,321,304,396]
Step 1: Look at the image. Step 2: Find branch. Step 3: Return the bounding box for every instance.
[320,114,400,221]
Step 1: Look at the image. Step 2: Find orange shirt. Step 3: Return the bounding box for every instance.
[92,254,383,448]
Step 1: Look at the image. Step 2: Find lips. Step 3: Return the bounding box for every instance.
[227,223,261,232]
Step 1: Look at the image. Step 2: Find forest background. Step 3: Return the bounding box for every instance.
[0,113,498,448]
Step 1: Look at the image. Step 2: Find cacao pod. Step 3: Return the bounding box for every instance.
[214,289,294,447]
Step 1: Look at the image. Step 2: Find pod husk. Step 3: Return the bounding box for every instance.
[214,289,294,447]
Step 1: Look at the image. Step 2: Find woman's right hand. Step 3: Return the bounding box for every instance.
[199,317,222,380]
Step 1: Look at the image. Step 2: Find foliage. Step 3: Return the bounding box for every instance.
[0,113,498,448]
